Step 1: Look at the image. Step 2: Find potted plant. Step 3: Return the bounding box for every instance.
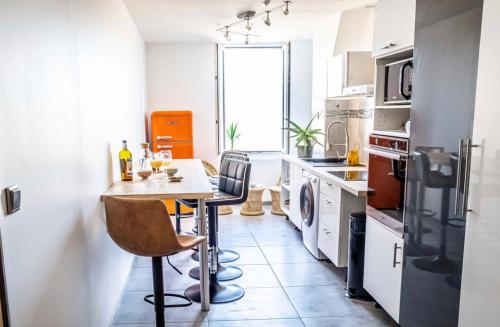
[226,122,241,150]
[284,116,323,158]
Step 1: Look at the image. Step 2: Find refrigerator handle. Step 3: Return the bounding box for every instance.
[454,139,464,215]
[462,139,480,214]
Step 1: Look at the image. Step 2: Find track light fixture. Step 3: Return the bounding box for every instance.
[264,11,271,26]
[216,2,293,42]
[283,1,291,15]
[245,34,249,45]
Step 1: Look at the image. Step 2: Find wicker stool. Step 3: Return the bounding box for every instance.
[269,185,286,216]
[240,185,265,216]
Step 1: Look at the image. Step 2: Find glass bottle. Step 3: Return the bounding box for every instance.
[119,140,133,181]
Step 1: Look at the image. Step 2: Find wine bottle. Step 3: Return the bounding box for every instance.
[119,140,133,181]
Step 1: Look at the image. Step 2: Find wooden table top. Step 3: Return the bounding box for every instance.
[101,159,214,200]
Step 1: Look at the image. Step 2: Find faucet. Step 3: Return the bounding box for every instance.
[325,120,349,159]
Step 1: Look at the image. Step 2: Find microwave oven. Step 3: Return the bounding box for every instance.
[384,58,413,104]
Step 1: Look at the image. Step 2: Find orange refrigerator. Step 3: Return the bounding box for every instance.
[151,110,194,215]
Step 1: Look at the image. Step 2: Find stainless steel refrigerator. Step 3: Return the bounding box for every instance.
[400,0,484,326]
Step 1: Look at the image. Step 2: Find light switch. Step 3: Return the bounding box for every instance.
[5,185,21,214]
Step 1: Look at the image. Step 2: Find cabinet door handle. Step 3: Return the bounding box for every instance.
[325,199,332,204]
[157,145,173,149]
[393,243,402,268]
[380,42,396,50]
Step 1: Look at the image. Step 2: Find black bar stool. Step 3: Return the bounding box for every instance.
[181,158,252,303]
[411,151,459,274]
[188,151,249,264]
[104,197,206,327]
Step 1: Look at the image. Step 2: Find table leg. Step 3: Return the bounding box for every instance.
[197,199,210,311]
[175,200,181,234]
[152,257,165,327]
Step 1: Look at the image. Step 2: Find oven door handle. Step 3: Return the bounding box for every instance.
[368,148,407,160]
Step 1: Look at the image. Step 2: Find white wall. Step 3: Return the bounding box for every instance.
[145,41,313,197]
[289,40,314,156]
[309,7,374,157]
[459,0,500,325]
[0,0,145,326]
[310,14,342,157]
[146,43,218,163]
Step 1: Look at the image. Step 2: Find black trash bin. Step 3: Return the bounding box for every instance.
[346,212,373,301]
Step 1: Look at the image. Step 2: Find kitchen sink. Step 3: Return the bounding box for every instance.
[301,158,365,168]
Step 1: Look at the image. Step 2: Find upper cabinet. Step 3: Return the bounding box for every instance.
[327,51,374,98]
[372,0,416,57]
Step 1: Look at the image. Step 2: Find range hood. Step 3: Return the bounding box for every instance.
[327,51,374,98]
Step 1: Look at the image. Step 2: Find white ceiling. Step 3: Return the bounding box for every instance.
[124,0,376,43]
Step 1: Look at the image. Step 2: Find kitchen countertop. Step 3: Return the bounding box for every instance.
[281,154,370,197]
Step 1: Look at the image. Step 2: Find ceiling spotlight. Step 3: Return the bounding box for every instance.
[245,34,249,45]
[283,1,291,15]
[224,26,230,39]
[246,18,252,31]
[264,11,271,26]
[263,0,271,6]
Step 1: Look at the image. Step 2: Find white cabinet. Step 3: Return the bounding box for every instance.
[288,164,303,230]
[364,216,403,323]
[327,52,374,98]
[372,0,416,57]
[318,193,343,266]
[318,180,365,267]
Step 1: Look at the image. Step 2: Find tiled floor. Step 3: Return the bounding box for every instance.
[111,206,398,326]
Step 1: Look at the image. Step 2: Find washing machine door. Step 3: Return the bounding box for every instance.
[300,181,314,227]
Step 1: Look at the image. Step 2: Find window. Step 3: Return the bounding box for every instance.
[217,45,289,152]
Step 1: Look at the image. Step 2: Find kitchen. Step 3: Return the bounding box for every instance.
[0,0,499,327]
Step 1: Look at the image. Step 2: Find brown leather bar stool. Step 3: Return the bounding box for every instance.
[104,197,206,327]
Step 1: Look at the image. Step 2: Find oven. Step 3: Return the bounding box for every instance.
[367,134,409,232]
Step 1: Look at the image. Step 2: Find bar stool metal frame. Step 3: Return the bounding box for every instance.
[181,157,252,303]
[189,151,249,265]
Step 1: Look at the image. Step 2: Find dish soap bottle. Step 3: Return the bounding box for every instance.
[347,145,360,166]
[119,140,133,181]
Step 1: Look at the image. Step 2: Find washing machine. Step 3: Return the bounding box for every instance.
[300,170,326,260]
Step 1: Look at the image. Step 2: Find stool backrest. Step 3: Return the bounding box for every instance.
[220,150,248,164]
[104,197,179,257]
[219,158,251,202]
[413,151,432,184]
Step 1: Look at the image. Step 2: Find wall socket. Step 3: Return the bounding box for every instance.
[5,185,21,215]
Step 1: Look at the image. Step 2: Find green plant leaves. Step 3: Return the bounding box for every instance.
[283,117,324,147]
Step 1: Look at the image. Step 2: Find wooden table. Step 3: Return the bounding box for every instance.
[102,159,214,319]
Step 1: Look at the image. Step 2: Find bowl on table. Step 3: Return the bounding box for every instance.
[137,170,153,180]
[166,168,178,177]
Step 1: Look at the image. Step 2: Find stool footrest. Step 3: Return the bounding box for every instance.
[144,293,192,308]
